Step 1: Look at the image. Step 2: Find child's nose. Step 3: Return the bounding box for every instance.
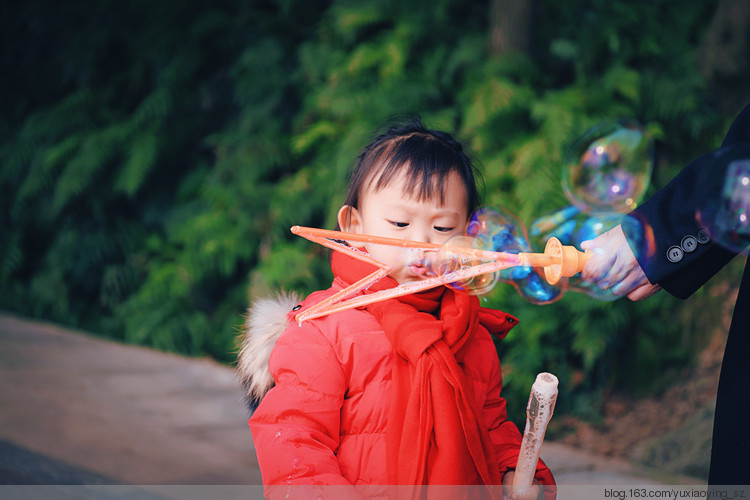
[413,225,433,244]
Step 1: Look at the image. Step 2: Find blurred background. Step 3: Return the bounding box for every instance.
[2,0,748,481]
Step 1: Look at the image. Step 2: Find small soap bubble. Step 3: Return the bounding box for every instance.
[468,207,528,251]
[563,119,654,213]
[440,235,500,295]
[697,159,750,253]
[509,271,565,304]
[402,233,500,294]
[468,207,566,302]
[467,207,533,280]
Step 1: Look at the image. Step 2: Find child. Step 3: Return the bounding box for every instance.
[237,119,556,499]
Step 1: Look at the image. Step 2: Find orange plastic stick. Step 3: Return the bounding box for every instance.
[290,226,590,323]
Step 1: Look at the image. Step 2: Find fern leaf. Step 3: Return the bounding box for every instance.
[131,87,173,129]
[602,65,641,103]
[292,121,338,155]
[114,129,159,197]
[52,124,128,214]
[330,2,386,40]
[16,135,82,205]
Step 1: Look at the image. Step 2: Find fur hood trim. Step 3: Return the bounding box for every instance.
[236,290,299,411]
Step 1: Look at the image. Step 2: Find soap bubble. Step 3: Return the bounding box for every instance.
[530,206,580,238]
[567,213,655,300]
[563,119,654,213]
[529,207,655,301]
[499,119,656,304]
[439,236,500,295]
[468,207,533,280]
[581,214,638,249]
[507,270,565,304]
[564,213,627,301]
[467,207,566,304]
[696,158,750,253]
[402,234,500,295]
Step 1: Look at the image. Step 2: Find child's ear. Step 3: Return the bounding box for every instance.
[337,205,362,233]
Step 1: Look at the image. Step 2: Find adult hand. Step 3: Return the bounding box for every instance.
[580,224,662,301]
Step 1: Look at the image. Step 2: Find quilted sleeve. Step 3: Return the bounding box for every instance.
[248,319,355,492]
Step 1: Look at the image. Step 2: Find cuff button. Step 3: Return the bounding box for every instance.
[667,245,684,263]
[681,235,698,253]
[697,227,711,244]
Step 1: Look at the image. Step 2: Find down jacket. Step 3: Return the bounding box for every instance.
[237,278,555,497]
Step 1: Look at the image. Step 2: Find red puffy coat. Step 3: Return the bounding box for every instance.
[242,279,555,497]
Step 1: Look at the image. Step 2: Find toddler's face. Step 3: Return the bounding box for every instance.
[338,169,469,284]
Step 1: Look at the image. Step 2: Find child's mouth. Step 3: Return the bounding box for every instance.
[408,264,430,279]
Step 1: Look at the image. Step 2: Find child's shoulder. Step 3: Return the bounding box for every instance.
[237,290,301,408]
[236,285,383,404]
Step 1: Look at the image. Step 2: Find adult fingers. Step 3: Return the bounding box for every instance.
[626,282,662,301]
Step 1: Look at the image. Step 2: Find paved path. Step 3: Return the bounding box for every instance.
[0,313,701,492]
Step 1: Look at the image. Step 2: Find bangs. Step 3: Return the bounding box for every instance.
[367,133,473,210]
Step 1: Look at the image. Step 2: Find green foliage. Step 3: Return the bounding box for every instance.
[1,0,739,424]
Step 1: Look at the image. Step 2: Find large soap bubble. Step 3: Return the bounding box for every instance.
[697,158,750,254]
[563,119,654,213]
[530,207,655,301]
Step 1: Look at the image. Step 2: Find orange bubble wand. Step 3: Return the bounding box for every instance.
[290,226,591,323]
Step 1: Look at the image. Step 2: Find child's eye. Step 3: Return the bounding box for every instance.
[389,221,409,228]
[434,226,454,233]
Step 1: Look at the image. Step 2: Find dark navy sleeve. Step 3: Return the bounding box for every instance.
[628,104,750,299]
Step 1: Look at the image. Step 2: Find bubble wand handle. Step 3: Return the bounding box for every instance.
[392,236,591,284]
[512,372,559,498]
[519,237,592,285]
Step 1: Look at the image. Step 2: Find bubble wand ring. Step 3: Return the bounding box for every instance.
[290,226,591,323]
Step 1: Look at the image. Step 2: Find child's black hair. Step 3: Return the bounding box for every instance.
[341,117,483,223]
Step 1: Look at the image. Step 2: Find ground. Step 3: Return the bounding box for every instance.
[551,293,732,481]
